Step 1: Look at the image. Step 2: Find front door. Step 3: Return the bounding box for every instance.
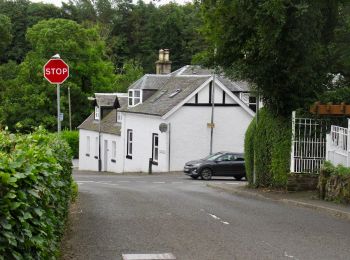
[104,140,108,171]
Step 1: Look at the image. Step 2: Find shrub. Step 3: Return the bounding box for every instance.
[244,108,291,188]
[60,130,79,159]
[319,161,350,204]
[0,128,73,259]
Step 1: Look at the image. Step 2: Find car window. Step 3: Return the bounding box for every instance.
[216,154,235,162]
[235,157,244,161]
[203,152,223,160]
[207,153,225,161]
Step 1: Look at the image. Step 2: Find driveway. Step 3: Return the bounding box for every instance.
[61,170,350,260]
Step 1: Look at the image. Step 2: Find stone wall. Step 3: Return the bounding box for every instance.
[287,173,319,191]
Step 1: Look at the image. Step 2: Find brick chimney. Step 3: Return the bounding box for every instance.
[155,49,172,74]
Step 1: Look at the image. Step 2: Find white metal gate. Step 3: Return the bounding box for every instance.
[290,111,327,174]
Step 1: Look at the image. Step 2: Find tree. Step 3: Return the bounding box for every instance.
[115,59,143,92]
[0,14,12,57]
[200,0,345,116]
[0,19,116,132]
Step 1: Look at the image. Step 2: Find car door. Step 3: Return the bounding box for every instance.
[214,154,233,176]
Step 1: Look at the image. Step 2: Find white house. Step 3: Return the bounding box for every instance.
[78,50,257,173]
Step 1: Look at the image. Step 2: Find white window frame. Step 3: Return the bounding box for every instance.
[112,141,116,159]
[128,90,142,107]
[152,133,159,164]
[117,112,122,123]
[95,137,99,157]
[95,106,100,120]
[126,129,133,159]
[86,136,90,156]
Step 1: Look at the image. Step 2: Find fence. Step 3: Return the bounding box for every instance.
[326,120,350,167]
[290,111,327,174]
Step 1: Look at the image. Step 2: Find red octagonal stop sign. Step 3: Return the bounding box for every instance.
[43,58,69,84]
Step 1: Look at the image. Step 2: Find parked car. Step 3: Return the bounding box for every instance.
[184,151,246,180]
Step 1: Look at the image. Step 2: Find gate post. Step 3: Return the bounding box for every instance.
[347,119,350,167]
[290,111,296,173]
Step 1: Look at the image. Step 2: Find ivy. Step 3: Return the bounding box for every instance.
[0,128,73,259]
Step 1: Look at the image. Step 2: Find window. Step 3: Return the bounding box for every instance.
[95,137,99,158]
[152,133,159,164]
[128,90,142,107]
[112,141,116,158]
[126,129,133,159]
[95,106,100,120]
[117,112,122,123]
[86,136,90,156]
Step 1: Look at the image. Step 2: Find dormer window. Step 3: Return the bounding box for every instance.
[95,106,100,120]
[128,90,142,107]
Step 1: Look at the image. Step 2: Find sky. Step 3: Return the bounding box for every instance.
[30,0,192,7]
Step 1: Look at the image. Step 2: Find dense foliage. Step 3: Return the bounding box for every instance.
[60,130,79,159]
[244,108,291,187]
[199,0,350,116]
[0,0,205,131]
[0,129,73,259]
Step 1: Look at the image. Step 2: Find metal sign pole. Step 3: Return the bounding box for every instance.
[57,84,61,133]
[68,86,72,131]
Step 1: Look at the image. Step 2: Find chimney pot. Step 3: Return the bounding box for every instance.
[159,49,164,61]
[164,49,169,62]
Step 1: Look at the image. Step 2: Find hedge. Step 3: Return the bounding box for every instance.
[0,128,73,259]
[244,108,291,188]
[60,130,79,159]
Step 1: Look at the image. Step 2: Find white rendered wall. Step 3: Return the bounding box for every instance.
[122,113,169,173]
[79,129,99,171]
[166,105,252,171]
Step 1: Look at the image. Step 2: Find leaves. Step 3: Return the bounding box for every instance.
[0,130,73,258]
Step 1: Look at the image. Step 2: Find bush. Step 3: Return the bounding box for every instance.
[60,130,79,159]
[0,128,73,259]
[319,161,350,203]
[244,108,291,188]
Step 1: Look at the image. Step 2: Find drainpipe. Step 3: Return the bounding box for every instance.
[209,75,215,155]
[98,106,102,172]
[168,123,171,172]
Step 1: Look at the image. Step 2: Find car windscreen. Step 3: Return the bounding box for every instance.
[206,153,225,161]
[202,152,223,161]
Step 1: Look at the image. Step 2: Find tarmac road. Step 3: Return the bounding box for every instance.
[61,171,350,260]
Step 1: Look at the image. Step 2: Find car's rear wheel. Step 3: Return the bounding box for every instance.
[191,176,199,179]
[234,175,243,181]
[201,168,212,180]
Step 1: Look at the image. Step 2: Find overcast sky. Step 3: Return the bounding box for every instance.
[30,0,192,7]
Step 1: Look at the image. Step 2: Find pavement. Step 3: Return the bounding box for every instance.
[61,169,350,260]
[206,182,350,221]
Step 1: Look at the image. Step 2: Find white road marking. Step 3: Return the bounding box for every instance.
[225,182,240,185]
[153,182,165,184]
[171,182,183,184]
[208,213,221,220]
[118,181,130,183]
[221,221,230,225]
[284,252,298,259]
[122,253,176,260]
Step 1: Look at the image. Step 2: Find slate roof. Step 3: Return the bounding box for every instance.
[94,93,120,108]
[129,74,171,90]
[120,76,211,116]
[78,95,127,135]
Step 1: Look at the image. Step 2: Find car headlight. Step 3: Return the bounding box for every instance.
[192,163,201,168]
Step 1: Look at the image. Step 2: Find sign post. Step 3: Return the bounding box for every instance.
[43,55,69,133]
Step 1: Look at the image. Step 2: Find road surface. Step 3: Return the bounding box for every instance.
[61,171,350,260]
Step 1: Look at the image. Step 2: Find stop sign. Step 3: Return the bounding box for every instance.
[43,58,69,84]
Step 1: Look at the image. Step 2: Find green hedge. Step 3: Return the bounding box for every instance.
[60,130,79,159]
[0,129,73,259]
[244,108,291,188]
